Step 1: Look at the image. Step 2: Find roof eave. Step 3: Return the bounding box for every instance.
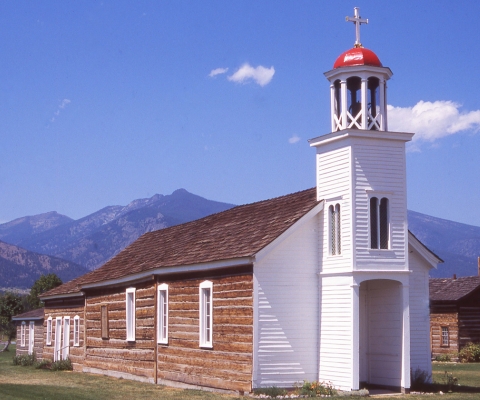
[40,291,85,301]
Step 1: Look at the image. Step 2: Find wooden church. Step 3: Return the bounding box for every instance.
[40,8,441,394]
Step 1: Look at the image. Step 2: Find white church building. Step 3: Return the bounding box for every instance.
[40,8,440,395]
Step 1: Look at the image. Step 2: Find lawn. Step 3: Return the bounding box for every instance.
[1,346,480,399]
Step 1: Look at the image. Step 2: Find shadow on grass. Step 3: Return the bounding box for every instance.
[414,383,480,394]
[0,383,104,400]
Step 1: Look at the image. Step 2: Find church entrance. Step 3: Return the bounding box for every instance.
[359,279,403,391]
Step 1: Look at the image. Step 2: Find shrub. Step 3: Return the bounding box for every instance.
[12,353,36,366]
[435,354,451,362]
[51,357,73,371]
[299,380,337,397]
[253,386,287,398]
[410,367,432,390]
[459,342,480,363]
[34,359,52,369]
[441,370,459,391]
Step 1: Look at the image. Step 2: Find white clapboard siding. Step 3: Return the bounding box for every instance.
[319,276,353,391]
[352,140,408,269]
[253,215,319,388]
[408,248,432,376]
[316,144,352,273]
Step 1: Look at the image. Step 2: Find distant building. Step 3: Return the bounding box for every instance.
[12,308,44,359]
[430,275,480,359]
[39,8,441,394]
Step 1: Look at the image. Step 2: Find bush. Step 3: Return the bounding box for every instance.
[435,354,452,362]
[299,380,337,397]
[253,386,287,398]
[34,359,52,369]
[410,367,432,390]
[459,342,480,363]
[441,370,459,391]
[12,353,36,366]
[51,357,73,371]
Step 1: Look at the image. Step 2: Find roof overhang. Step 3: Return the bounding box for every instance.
[408,231,443,269]
[309,129,414,148]
[40,291,85,301]
[11,315,44,321]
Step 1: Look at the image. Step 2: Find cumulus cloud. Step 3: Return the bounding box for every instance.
[209,67,228,77]
[388,100,480,142]
[51,98,71,122]
[227,63,275,86]
[288,134,301,144]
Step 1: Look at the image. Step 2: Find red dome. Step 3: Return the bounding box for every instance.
[333,47,382,69]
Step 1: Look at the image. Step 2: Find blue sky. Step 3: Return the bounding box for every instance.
[1,1,480,227]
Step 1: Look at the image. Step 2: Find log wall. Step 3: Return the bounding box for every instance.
[157,272,253,393]
[84,282,156,383]
[430,307,458,359]
[458,289,480,348]
[15,320,44,360]
[44,304,85,370]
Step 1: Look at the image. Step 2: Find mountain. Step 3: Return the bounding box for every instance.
[408,210,480,278]
[2,189,235,271]
[0,240,89,289]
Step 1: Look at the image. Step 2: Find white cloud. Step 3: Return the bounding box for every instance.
[59,99,71,109]
[388,100,480,142]
[288,134,301,144]
[228,63,275,87]
[51,98,71,123]
[209,67,228,77]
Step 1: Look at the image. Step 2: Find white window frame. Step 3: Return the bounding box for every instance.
[157,283,169,344]
[126,287,136,342]
[62,316,70,359]
[54,317,62,361]
[73,315,80,347]
[369,195,390,250]
[28,321,35,355]
[46,317,52,345]
[199,280,213,348]
[20,321,26,347]
[328,203,341,256]
[441,326,449,347]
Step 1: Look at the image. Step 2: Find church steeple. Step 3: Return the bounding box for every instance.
[324,7,392,132]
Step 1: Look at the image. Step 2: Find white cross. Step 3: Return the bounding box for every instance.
[346,7,368,48]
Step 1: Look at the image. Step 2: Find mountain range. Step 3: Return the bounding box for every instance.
[0,189,479,289]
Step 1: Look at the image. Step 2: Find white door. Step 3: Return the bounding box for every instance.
[62,317,70,359]
[54,318,62,361]
[28,322,35,355]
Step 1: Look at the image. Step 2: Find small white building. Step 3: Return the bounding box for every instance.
[40,8,440,394]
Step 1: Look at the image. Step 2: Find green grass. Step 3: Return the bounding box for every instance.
[432,361,480,388]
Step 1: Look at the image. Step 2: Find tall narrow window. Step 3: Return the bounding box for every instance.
[158,283,169,344]
[20,321,26,347]
[199,280,213,348]
[101,306,109,339]
[46,317,52,345]
[370,197,389,249]
[62,317,70,359]
[74,316,80,346]
[441,327,449,346]
[126,288,136,341]
[28,321,35,355]
[54,317,62,361]
[329,204,341,255]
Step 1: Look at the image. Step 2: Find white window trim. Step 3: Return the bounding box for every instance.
[62,316,70,359]
[369,195,390,250]
[20,321,26,347]
[126,287,136,342]
[199,280,213,348]
[46,317,52,345]
[54,317,62,361]
[157,283,169,344]
[73,315,80,347]
[328,203,341,256]
[28,321,35,355]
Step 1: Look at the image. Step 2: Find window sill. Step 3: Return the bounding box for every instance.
[200,343,213,349]
[158,340,168,345]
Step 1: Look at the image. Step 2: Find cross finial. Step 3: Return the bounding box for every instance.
[346,7,368,48]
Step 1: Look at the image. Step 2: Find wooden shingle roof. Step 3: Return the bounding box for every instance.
[429,276,480,302]
[12,307,44,321]
[43,188,320,297]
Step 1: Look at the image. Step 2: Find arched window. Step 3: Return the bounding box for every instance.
[346,76,362,128]
[329,204,341,255]
[367,77,380,130]
[370,197,389,249]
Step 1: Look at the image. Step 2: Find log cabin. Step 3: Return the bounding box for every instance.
[39,8,442,394]
[430,275,480,360]
[12,308,44,359]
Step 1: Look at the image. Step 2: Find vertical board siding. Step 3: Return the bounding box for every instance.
[157,273,253,393]
[319,276,353,391]
[85,283,156,382]
[15,321,44,359]
[409,250,433,374]
[353,141,407,269]
[44,306,85,370]
[316,145,352,273]
[254,216,319,388]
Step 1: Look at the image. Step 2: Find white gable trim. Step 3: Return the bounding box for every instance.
[408,231,442,269]
[254,201,324,264]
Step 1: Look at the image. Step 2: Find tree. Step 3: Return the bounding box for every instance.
[27,273,63,310]
[0,291,24,352]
